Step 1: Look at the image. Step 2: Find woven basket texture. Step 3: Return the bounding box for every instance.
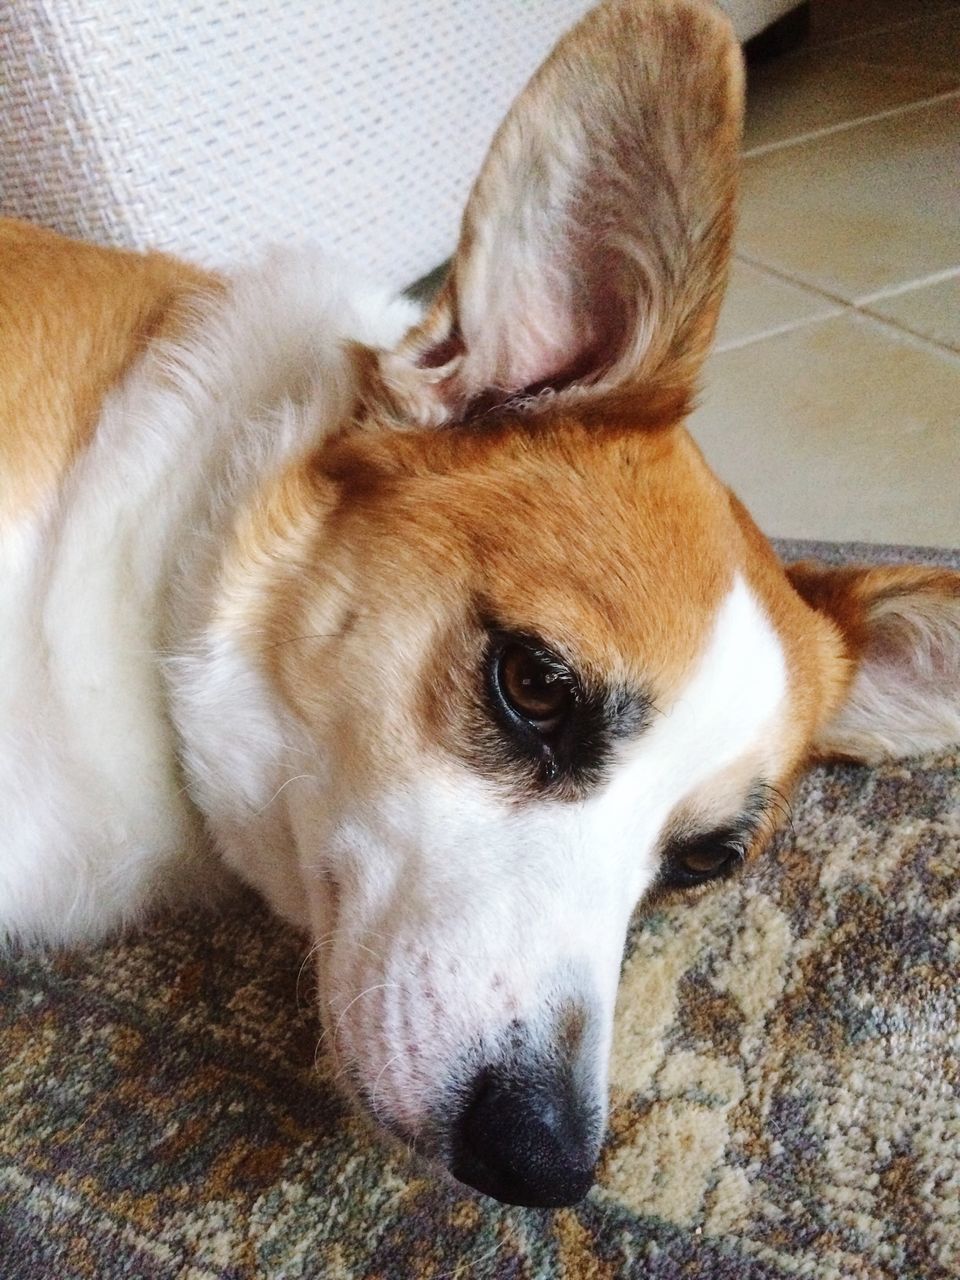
[0,0,593,288]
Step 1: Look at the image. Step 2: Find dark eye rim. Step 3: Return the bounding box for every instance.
[486,631,580,740]
[659,837,748,890]
[477,621,655,795]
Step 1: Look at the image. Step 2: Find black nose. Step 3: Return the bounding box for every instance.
[451,1067,597,1207]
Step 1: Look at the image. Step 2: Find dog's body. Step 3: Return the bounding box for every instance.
[3,0,958,1209]
[1,221,419,941]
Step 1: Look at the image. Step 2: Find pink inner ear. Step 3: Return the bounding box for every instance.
[397,0,742,427]
[457,233,639,409]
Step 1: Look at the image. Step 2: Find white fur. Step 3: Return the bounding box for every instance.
[1,260,788,1143]
[10,0,954,1208]
[0,250,418,944]
[278,574,788,1144]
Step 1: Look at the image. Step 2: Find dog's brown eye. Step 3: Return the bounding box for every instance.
[496,643,574,729]
[683,846,733,875]
[661,833,746,889]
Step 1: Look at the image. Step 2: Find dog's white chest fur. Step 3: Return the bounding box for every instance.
[3,0,957,1210]
[0,253,418,943]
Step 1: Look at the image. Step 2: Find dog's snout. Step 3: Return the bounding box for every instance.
[451,1066,597,1208]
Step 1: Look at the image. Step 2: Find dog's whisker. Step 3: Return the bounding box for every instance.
[354,939,386,963]
[757,780,797,839]
[295,936,337,1011]
[434,1239,510,1280]
[316,979,400,1056]
[259,631,342,652]
[307,926,390,958]
[369,1051,404,1121]
[252,773,318,817]
[331,981,398,1044]
[295,928,391,1011]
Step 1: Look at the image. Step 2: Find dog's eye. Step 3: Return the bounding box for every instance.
[661,833,746,889]
[493,641,575,732]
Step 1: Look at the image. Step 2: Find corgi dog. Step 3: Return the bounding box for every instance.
[2,0,958,1209]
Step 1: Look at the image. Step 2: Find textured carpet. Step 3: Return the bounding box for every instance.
[2,542,958,1280]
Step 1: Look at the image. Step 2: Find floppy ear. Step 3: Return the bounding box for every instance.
[364,0,744,429]
[787,562,960,764]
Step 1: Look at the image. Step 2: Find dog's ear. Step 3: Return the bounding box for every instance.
[788,562,960,764]
[362,0,743,430]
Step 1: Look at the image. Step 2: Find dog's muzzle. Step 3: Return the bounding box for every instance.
[449,1059,599,1208]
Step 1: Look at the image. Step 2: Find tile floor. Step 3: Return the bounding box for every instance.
[688,0,960,546]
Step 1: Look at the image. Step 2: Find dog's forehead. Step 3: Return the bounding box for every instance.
[364,419,746,691]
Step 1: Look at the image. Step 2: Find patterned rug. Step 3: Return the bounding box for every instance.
[2,541,958,1280]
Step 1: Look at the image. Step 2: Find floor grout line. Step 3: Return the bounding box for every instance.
[852,305,960,364]
[742,88,960,158]
[733,253,860,309]
[735,254,960,315]
[714,310,844,355]
[723,257,960,362]
[698,4,960,545]
[855,266,960,307]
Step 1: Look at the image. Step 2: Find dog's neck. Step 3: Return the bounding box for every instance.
[153,253,418,921]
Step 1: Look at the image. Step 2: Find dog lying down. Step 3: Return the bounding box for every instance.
[2,0,959,1209]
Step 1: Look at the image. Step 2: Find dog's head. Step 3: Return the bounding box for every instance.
[234,0,960,1206]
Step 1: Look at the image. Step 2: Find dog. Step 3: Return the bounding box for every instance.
[2,0,958,1209]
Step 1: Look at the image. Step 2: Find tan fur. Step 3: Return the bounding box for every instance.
[221,406,841,838]
[787,561,960,762]
[4,0,953,932]
[5,0,960,1211]
[0,218,217,524]
[786,562,960,664]
[3,213,949,870]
